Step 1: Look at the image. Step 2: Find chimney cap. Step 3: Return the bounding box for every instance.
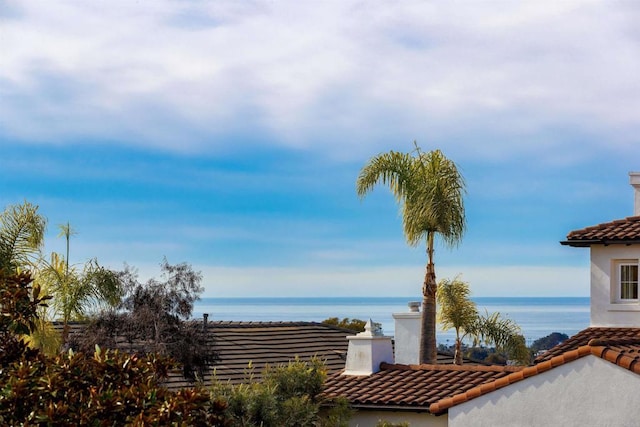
[408,301,421,312]
[630,172,640,186]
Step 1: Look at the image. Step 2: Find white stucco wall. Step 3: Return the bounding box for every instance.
[590,245,640,326]
[350,410,447,427]
[448,356,640,427]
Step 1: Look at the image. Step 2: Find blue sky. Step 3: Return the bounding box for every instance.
[2,1,640,297]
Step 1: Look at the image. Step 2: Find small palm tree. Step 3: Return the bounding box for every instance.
[437,276,530,365]
[37,224,122,348]
[437,276,478,364]
[357,143,466,363]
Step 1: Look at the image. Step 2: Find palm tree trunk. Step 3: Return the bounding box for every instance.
[454,337,463,365]
[419,233,438,364]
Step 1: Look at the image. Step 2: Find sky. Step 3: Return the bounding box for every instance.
[2,1,640,297]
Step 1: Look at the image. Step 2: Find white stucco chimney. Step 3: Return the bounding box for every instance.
[630,172,640,216]
[343,319,393,376]
[392,301,422,365]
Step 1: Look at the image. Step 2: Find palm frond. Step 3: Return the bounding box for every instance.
[472,310,530,365]
[436,276,478,332]
[0,202,47,271]
[356,151,416,203]
[357,145,466,249]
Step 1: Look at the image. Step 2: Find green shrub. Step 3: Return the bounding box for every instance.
[212,357,351,427]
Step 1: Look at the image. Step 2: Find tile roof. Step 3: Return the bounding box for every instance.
[534,327,640,363]
[322,362,521,411]
[208,321,355,384]
[58,321,357,388]
[561,216,640,246]
[429,329,640,415]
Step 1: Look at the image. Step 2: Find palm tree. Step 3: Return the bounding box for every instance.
[436,276,478,364]
[37,223,121,347]
[57,221,77,277]
[38,253,122,347]
[437,276,530,365]
[356,143,466,364]
[0,201,47,272]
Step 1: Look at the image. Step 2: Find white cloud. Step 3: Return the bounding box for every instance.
[3,1,640,160]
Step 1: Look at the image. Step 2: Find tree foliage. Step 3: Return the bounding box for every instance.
[356,143,466,363]
[530,332,569,354]
[75,259,216,381]
[212,357,351,427]
[322,317,367,332]
[0,270,229,426]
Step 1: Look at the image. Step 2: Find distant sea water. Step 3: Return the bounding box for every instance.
[192,297,590,346]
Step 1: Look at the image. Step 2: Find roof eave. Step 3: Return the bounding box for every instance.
[344,403,433,413]
[560,239,640,247]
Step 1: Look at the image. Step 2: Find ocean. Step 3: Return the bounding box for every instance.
[192,296,590,346]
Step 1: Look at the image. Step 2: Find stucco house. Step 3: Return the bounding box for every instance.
[325,172,640,427]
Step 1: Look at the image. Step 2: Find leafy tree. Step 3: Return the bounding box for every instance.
[530,332,569,354]
[357,143,466,363]
[0,270,229,426]
[437,276,530,365]
[212,357,351,427]
[76,259,216,381]
[322,317,367,332]
[0,201,46,272]
[0,270,50,365]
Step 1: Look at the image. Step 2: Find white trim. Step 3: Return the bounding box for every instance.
[611,259,639,303]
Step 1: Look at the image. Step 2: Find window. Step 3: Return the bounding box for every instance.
[619,263,639,301]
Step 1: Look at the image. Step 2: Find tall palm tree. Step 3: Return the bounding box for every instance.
[0,201,47,272]
[57,221,77,277]
[438,276,530,365]
[357,143,466,363]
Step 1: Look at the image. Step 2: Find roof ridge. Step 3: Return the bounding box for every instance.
[588,337,640,346]
[380,362,521,373]
[205,320,345,328]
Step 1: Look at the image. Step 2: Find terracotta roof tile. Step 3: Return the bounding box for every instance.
[322,362,520,411]
[535,327,640,363]
[562,216,640,246]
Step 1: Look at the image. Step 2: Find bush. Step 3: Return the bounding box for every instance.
[212,357,351,427]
